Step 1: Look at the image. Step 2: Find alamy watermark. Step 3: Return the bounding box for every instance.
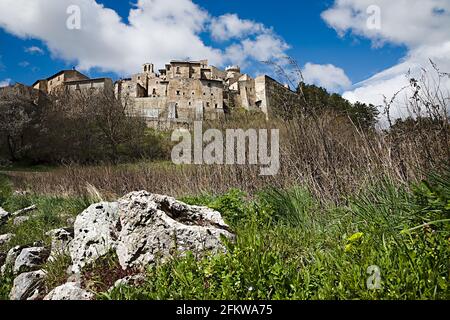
[66,5,81,30]
[366,5,381,30]
[367,265,382,290]
[171,121,280,176]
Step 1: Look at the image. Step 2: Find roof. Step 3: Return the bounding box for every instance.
[170,60,204,66]
[32,69,89,87]
[64,77,110,85]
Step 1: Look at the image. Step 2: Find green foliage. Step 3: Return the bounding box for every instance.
[297,83,379,129]
[42,254,72,293]
[0,270,14,300]
[0,173,12,206]
[104,170,450,300]
[0,191,90,253]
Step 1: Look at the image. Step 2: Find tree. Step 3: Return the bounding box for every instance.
[296,83,379,129]
[0,85,41,161]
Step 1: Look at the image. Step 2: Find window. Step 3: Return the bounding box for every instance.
[176,67,180,74]
[189,102,191,106]
[206,102,210,108]
[152,88,156,95]
[177,90,180,95]
[215,104,218,109]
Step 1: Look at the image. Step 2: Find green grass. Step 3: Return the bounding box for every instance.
[104,171,450,300]
[1,169,449,300]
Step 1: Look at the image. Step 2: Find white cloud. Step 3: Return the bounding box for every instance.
[19,61,30,67]
[25,46,44,55]
[224,34,290,68]
[0,0,290,76]
[0,78,11,87]
[322,0,450,122]
[302,63,352,92]
[210,14,265,41]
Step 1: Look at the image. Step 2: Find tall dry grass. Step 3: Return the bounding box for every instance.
[5,61,449,202]
[6,108,448,202]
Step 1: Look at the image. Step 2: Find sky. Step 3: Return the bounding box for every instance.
[0,0,448,121]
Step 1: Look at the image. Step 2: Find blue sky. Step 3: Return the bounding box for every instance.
[0,0,448,115]
[0,0,406,88]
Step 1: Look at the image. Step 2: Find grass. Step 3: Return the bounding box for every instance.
[102,170,450,300]
[1,169,449,300]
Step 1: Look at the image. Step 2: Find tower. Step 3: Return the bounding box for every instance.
[142,63,154,74]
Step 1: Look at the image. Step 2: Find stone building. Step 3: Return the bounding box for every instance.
[33,70,113,96]
[115,60,301,127]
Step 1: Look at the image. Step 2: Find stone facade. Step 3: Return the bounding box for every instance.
[33,70,113,96]
[115,60,301,125]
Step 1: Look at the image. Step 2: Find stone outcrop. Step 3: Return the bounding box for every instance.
[116,191,234,270]
[0,207,9,226]
[9,270,46,300]
[44,282,94,301]
[1,246,25,274]
[3,191,234,300]
[46,228,74,261]
[112,274,146,290]
[13,216,30,226]
[70,202,120,273]
[12,205,37,217]
[13,247,50,275]
[0,233,14,246]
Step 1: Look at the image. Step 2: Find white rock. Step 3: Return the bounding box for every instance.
[70,202,120,273]
[13,247,50,275]
[13,216,30,226]
[12,205,37,217]
[9,270,46,300]
[113,274,146,289]
[44,282,94,300]
[0,233,14,246]
[116,191,234,271]
[1,246,24,275]
[46,228,74,261]
[0,207,10,226]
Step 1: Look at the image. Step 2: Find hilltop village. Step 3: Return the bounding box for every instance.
[30,60,301,128]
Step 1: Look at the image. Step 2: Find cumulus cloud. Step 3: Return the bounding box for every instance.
[0,78,11,87]
[210,14,266,41]
[322,0,450,122]
[0,0,290,76]
[25,46,44,55]
[302,63,352,92]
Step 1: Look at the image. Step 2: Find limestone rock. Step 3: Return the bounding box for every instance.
[12,205,37,217]
[112,274,146,289]
[9,270,46,300]
[13,247,50,275]
[13,216,30,226]
[70,202,120,273]
[44,282,94,301]
[0,252,6,268]
[1,246,24,275]
[116,191,234,270]
[46,228,74,260]
[0,233,14,246]
[0,207,10,226]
